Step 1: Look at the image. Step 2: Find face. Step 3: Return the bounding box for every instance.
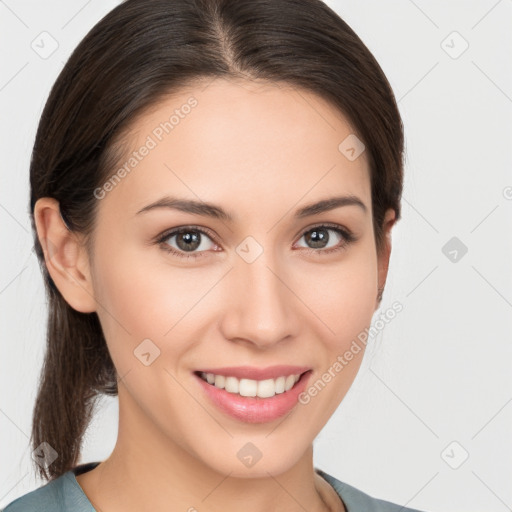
[78,78,392,477]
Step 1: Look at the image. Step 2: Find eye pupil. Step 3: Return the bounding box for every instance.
[306,228,329,249]
[177,230,201,251]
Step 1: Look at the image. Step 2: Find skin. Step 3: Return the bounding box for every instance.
[34,77,395,512]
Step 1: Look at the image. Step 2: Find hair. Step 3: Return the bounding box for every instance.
[29,0,404,481]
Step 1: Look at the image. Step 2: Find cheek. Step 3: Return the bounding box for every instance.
[90,242,218,357]
[300,249,378,341]
[91,232,377,363]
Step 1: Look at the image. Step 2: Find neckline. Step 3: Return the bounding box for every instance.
[73,461,101,477]
[70,462,347,511]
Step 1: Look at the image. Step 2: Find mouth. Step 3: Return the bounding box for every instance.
[193,369,313,423]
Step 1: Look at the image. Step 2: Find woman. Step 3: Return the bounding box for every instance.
[2,0,428,510]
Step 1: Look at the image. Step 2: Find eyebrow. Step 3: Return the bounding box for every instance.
[135,194,367,221]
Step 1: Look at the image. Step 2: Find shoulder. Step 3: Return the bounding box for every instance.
[1,476,64,512]
[1,470,93,512]
[316,468,429,512]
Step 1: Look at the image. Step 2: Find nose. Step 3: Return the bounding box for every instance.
[219,248,300,350]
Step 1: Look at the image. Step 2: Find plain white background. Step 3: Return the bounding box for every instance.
[1,1,511,511]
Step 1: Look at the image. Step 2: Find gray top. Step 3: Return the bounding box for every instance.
[1,462,427,512]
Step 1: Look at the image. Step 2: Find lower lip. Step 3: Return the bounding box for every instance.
[194,371,312,424]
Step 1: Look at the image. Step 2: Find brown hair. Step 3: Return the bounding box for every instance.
[29,0,404,481]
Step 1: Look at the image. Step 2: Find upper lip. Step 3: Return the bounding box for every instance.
[195,365,312,381]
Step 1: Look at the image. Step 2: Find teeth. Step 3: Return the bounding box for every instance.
[200,372,302,398]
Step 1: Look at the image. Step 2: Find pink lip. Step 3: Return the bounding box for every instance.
[195,365,311,380]
[194,370,313,424]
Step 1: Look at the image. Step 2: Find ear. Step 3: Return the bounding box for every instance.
[375,208,396,309]
[33,197,97,313]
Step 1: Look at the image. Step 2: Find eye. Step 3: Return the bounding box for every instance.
[156,226,218,260]
[155,223,356,260]
[294,223,355,255]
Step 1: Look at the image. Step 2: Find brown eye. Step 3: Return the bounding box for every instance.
[173,230,202,251]
[158,226,217,259]
[295,224,355,254]
[303,226,334,249]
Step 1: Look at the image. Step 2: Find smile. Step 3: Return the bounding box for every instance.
[197,371,303,398]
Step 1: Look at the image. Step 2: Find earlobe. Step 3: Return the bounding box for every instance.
[34,197,97,313]
[375,208,396,308]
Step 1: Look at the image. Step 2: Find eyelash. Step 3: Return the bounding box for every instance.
[155,223,356,260]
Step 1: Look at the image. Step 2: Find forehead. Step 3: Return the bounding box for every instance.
[98,78,371,222]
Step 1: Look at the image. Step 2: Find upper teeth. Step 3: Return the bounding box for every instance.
[200,372,301,398]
